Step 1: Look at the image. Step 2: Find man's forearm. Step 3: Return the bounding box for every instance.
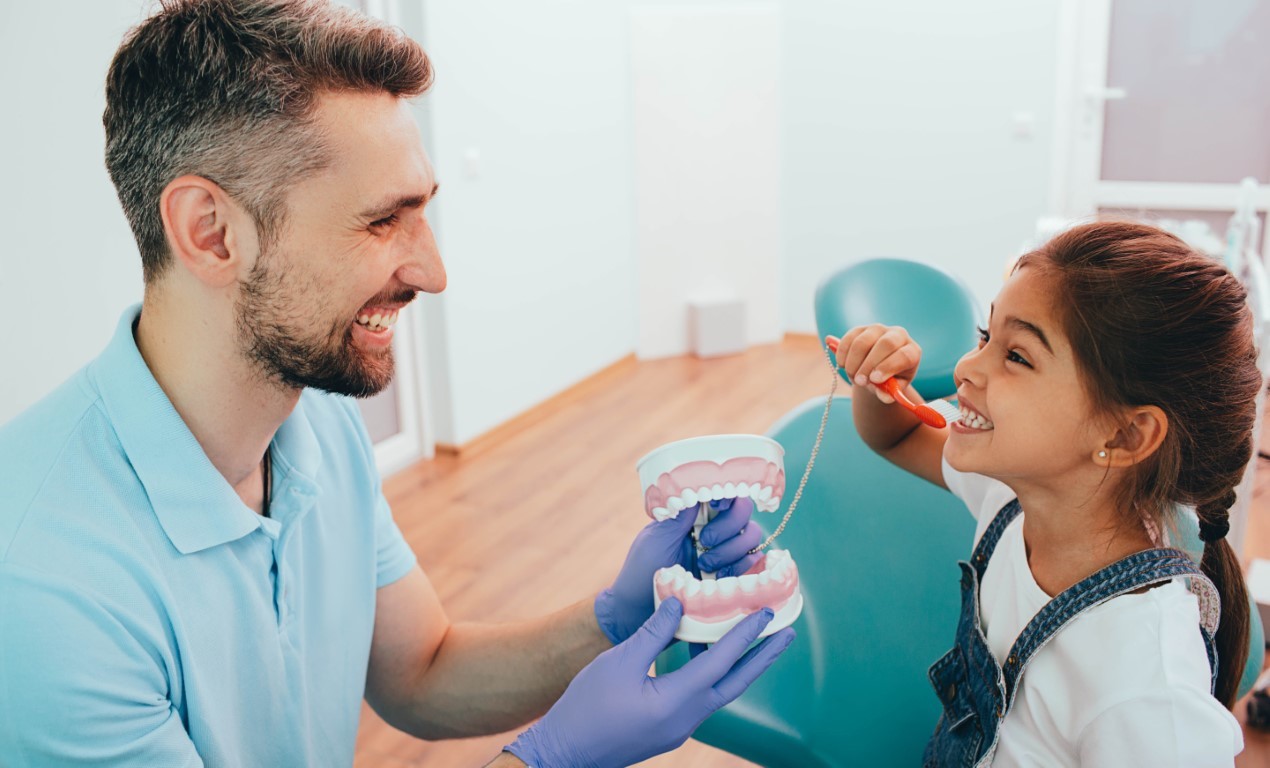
[374,596,611,740]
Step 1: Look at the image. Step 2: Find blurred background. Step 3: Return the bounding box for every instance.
[2,0,1268,477]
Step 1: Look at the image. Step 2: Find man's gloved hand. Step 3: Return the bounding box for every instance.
[595,497,764,645]
[506,598,795,768]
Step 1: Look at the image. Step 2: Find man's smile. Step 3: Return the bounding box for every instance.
[354,306,401,332]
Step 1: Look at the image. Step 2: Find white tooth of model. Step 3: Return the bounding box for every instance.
[637,433,802,643]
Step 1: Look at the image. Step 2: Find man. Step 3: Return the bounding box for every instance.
[0,1,793,766]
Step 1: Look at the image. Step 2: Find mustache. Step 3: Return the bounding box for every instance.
[362,288,418,309]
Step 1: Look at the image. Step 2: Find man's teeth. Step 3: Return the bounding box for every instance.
[356,309,400,331]
[652,483,781,520]
[958,406,994,431]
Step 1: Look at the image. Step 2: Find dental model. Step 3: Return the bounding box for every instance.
[637,434,804,643]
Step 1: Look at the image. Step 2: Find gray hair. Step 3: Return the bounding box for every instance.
[104,0,433,283]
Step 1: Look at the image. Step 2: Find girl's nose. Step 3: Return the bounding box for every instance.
[953,345,984,390]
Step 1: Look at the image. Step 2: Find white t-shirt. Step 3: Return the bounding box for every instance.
[941,459,1243,767]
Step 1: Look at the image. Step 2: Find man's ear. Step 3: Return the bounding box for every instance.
[159,175,254,288]
[1097,405,1168,468]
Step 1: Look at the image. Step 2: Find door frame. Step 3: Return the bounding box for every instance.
[360,0,436,475]
[371,305,437,475]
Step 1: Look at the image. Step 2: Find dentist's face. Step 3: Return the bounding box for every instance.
[235,91,446,397]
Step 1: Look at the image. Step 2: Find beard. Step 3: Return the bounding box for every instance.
[234,251,400,399]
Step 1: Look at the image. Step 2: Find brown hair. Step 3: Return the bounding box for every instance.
[104,0,433,283]
[1019,220,1260,707]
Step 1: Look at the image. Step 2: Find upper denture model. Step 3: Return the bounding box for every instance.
[637,434,804,643]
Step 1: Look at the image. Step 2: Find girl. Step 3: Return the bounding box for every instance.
[830,221,1255,765]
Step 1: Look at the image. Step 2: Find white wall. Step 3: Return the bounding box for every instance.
[417,0,638,444]
[781,0,1062,328]
[631,5,783,359]
[1,0,1064,451]
[0,1,147,425]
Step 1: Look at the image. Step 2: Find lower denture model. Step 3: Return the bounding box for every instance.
[637,434,804,643]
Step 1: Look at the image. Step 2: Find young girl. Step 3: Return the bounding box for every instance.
[831,221,1255,765]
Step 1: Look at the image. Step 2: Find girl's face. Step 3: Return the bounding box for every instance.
[945,265,1110,489]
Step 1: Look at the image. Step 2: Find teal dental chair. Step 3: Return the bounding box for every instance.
[657,258,1264,767]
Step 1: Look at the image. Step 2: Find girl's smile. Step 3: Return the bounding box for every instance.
[950,395,993,432]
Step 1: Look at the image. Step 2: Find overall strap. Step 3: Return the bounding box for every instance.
[968,498,1022,579]
[1001,547,1220,704]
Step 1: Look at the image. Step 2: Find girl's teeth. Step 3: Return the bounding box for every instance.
[958,407,994,430]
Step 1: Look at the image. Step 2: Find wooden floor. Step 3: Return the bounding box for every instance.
[354,335,1270,767]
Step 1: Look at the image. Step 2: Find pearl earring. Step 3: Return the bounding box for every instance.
[1098,450,1108,459]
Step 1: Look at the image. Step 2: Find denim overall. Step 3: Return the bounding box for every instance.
[923,499,1221,767]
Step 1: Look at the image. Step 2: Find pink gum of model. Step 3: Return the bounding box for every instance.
[642,456,786,520]
[655,551,799,621]
[637,434,803,643]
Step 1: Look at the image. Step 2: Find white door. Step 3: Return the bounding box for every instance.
[1054,0,1270,553]
[1055,0,1270,233]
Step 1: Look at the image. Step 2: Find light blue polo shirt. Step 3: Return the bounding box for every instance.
[0,305,418,767]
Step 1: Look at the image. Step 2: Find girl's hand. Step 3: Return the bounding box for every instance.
[826,325,922,405]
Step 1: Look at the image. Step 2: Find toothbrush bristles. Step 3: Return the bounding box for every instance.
[927,399,961,426]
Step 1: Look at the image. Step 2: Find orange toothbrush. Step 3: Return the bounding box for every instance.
[825,337,961,428]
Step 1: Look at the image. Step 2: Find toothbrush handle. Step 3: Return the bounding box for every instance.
[880,377,918,410]
[882,378,946,428]
[825,337,941,427]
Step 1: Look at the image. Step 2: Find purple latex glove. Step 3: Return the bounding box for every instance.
[595,496,764,645]
[506,597,795,768]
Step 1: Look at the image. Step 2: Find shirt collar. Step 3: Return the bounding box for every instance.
[269,390,325,513]
[89,304,322,554]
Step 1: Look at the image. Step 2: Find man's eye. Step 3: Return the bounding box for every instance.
[370,214,399,230]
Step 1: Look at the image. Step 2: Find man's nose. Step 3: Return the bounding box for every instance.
[396,215,446,294]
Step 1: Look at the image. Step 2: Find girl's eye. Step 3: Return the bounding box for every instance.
[976,326,1031,368]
